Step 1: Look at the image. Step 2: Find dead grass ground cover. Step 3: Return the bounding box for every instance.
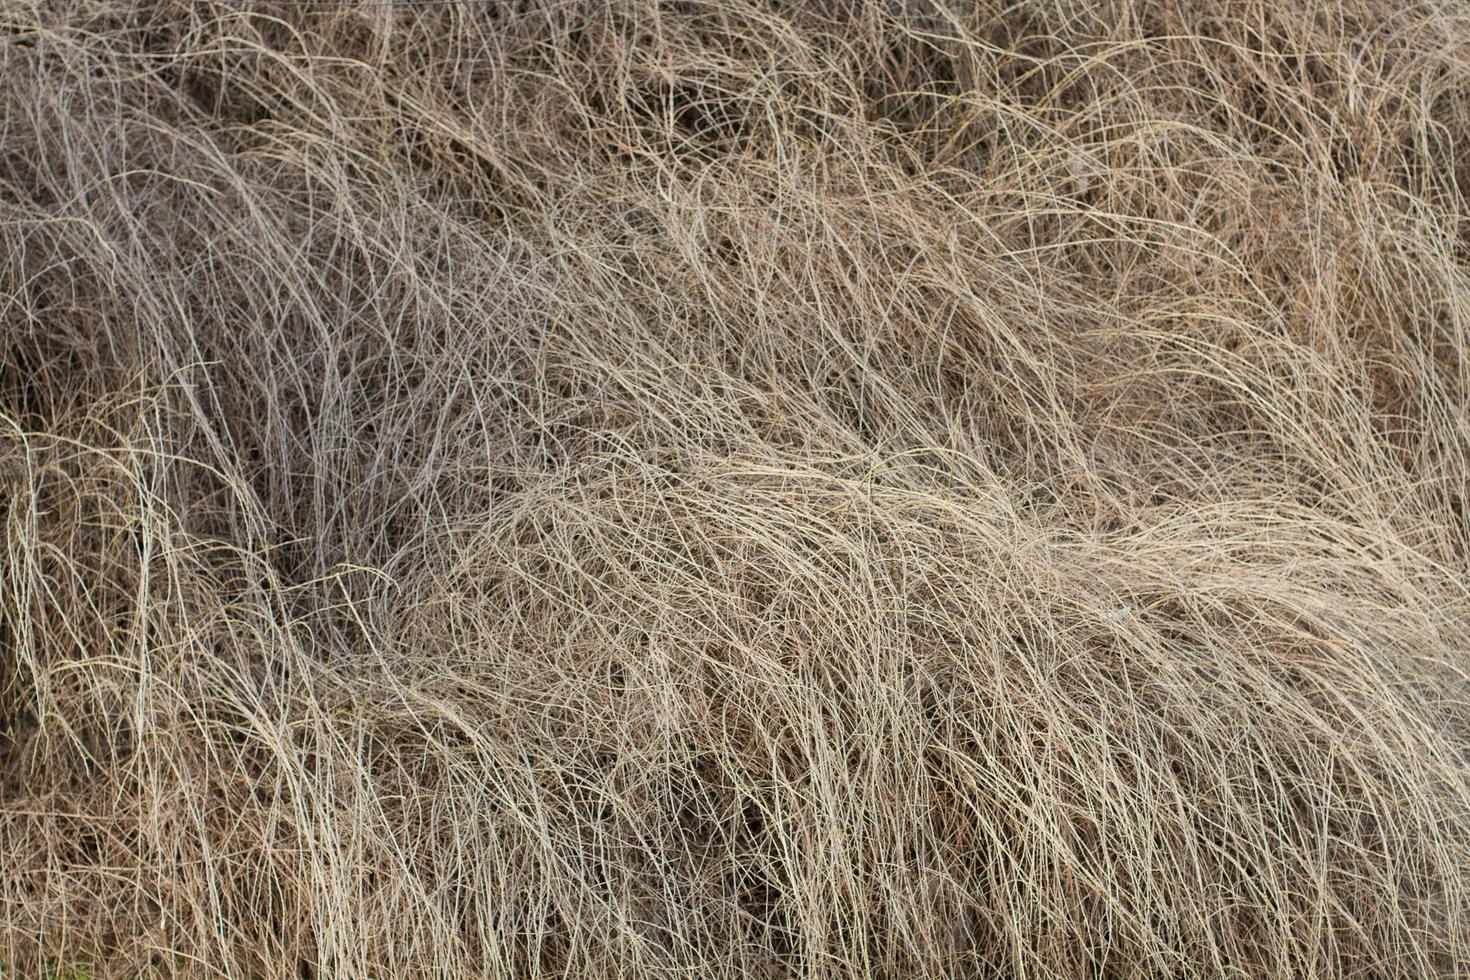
[2,0,1469,975]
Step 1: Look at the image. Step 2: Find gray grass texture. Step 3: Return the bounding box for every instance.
[2,0,1470,976]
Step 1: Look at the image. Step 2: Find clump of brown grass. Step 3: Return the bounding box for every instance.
[2,0,1469,975]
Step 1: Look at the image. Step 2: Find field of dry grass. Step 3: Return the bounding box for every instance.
[2,0,1469,975]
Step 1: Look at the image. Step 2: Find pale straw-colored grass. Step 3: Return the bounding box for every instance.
[1,0,1469,976]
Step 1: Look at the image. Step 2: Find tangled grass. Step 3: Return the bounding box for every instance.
[2,0,1470,975]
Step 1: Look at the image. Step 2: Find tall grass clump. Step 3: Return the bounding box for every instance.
[2,0,1470,976]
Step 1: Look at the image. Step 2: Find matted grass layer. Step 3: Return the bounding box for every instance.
[2,0,1469,976]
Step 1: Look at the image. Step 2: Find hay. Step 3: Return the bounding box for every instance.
[1,0,1468,975]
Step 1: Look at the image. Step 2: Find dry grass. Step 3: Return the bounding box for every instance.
[1,0,1469,975]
